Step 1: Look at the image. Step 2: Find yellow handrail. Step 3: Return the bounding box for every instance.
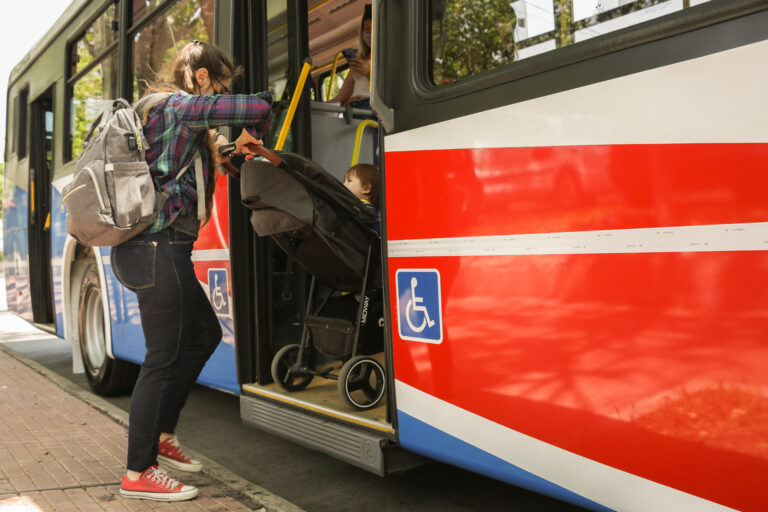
[350,119,379,167]
[275,58,312,151]
[326,51,344,100]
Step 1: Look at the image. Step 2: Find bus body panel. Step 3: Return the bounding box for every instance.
[3,176,32,320]
[385,37,768,512]
[51,184,67,338]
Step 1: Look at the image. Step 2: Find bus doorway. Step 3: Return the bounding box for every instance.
[234,0,400,475]
[27,87,54,328]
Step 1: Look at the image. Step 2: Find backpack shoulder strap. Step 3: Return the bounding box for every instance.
[176,150,206,221]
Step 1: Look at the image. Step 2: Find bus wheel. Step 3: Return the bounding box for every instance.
[271,344,313,391]
[78,264,138,396]
[338,356,386,410]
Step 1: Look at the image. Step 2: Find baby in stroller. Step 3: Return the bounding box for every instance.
[343,163,380,235]
[237,146,386,411]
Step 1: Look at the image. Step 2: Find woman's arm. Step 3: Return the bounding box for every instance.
[173,93,273,140]
[330,73,354,104]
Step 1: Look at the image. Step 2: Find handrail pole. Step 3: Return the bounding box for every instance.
[350,119,379,166]
[327,51,344,100]
[275,58,312,151]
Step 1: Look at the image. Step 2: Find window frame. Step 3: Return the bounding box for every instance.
[17,86,29,161]
[65,0,121,162]
[129,0,175,31]
[411,0,766,103]
[7,89,14,158]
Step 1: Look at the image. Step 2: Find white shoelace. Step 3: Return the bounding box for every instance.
[163,436,199,463]
[146,466,180,489]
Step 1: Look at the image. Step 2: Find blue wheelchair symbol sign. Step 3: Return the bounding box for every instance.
[208,269,229,315]
[396,269,443,343]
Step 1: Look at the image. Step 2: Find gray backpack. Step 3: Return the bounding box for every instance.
[62,95,169,247]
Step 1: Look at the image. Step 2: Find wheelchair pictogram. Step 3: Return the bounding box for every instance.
[396,269,442,343]
[405,277,435,333]
[208,269,229,315]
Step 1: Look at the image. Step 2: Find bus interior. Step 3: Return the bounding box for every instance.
[234,0,393,457]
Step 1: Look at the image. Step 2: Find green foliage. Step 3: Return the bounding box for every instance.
[322,68,349,101]
[432,0,518,83]
[132,0,215,98]
[71,4,119,158]
[72,59,116,157]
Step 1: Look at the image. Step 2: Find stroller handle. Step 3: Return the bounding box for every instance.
[254,144,284,168]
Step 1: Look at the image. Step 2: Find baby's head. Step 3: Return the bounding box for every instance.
[343,164,379,209]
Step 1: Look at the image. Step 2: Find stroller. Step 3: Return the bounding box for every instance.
[238,146,386,411]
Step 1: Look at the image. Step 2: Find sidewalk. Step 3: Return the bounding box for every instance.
[0,345,261,512]
[0,273,305,512]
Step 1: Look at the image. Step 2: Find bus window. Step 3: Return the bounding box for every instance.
[131,0,215,100]
[320,68,348,102]
[67,1,120,160]
[430,0,713,85]
[132,0,173,24]
[267,1,289,101]
[430,0,519,85]
[71,2,118,76]
[69,53,118,159]
[16,88,28,159]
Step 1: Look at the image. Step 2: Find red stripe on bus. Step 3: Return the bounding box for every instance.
[385,143,768,241]
[389,251,768,512]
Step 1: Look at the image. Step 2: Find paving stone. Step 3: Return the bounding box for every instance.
[0,349,254,511]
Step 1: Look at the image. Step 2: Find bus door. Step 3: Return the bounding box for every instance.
[373,2,768,511]
[27,87,55,327]
[235,0,409,476]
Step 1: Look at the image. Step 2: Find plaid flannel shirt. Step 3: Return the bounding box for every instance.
[143,91,272,233]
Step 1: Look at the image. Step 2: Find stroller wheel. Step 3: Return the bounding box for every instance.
[338,356,386,410]
[271,344,314,392]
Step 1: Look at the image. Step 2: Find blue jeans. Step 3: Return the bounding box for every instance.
[111,227,222,472]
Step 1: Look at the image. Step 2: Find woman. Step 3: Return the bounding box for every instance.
[114,41,270,502]
[331,4,372,108]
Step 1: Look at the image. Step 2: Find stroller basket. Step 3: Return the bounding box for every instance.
[304,315,355,359]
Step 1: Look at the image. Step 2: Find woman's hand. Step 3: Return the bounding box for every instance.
[234,128,263,154]
[349,58,370,77]
[210,130,230,164]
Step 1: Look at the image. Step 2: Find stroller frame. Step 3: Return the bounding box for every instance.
[241,146,386,411]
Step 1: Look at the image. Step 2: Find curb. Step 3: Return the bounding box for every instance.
[0,342,306,512]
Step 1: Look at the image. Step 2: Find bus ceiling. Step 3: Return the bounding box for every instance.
[266,0,368,80]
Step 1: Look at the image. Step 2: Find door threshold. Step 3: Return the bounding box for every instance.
[242,382,394,435]
[33,322,56,334]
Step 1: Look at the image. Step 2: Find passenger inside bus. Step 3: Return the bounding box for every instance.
[329,4,372,108]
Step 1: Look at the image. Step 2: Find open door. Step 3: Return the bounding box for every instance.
[28,87,54,327]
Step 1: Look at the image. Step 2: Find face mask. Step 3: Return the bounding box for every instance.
[363,33,371,47]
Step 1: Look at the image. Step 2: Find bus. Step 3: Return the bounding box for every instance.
[4,1,767,510]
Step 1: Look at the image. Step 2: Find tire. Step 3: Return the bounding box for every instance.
[78,264,139,396]
[271,344,314,392]
[337,356,386,410]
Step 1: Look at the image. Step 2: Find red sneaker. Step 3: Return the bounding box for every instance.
[158,435,203,472]
[120,465,198,501]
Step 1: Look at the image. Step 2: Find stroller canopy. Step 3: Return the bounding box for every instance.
[241,152,377,291]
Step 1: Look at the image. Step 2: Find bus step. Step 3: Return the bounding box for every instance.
[240,394,388,475]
